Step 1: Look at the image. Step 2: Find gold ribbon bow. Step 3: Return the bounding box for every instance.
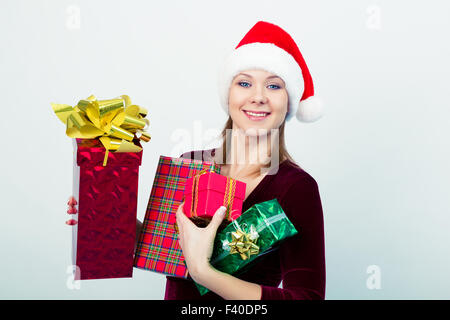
[228,226,260,260]
[51,94,151,166]
[190,169,238,221]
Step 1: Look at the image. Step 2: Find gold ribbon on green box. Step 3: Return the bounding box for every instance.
[228,227,260,260]
[51,94,151,166]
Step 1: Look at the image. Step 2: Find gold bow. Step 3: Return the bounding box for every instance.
[51,94,151,166]
[228,226,260,260]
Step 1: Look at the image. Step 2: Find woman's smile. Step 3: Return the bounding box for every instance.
[242,109,271,121]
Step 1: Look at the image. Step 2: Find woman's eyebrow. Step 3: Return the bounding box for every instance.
[236,73,283,81]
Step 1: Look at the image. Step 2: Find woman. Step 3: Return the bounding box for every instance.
[71,21,325,300]
[162,21,326,300]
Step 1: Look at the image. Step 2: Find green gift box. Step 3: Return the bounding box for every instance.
[195,198,298,295]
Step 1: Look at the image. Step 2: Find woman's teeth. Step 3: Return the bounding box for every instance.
[244,111,269,117]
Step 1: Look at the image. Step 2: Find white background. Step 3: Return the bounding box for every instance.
[1,0,449,299]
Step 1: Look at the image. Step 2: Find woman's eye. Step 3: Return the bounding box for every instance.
[238,81,251,87]
[237,81,281,89]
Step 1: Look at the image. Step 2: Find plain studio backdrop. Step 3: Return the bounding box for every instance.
[1,0,449,299]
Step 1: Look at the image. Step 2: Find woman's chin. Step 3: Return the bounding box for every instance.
[240,126,272,137]
[231,117,274,135]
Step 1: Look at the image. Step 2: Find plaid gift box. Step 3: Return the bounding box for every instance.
[133,156,220,278]
[183,170,246,226]
[71,138,142,280]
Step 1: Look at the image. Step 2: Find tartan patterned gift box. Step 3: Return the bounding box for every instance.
[134,156,220,278]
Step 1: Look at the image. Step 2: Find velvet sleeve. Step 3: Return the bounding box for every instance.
[260,175,326,300]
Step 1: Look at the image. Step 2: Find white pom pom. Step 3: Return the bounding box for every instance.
[296,96,324,123]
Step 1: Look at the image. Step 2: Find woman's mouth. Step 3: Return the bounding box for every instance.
[243,110,271,121]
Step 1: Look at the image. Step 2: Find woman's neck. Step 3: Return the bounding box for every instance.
[214,128,280,177]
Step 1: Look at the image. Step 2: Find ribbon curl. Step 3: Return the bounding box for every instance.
[227,225,260,260]
[51,94,151,166]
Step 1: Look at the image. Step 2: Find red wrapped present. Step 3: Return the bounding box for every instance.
[134,156,220,278]
[71,138,142,280]
[183,170,246,225]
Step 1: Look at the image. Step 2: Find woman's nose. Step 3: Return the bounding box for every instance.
[250,86,268,105]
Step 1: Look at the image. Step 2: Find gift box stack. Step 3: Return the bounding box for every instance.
[134,156,246,278]
[134,153,299,292]
[52,94,151,280]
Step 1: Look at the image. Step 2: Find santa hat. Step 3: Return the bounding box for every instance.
[218,21,323,122]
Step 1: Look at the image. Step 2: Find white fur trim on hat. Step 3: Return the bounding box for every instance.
[217,42,304,122]
[297,96,324,122]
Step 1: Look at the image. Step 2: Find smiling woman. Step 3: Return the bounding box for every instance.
[218,69,295,179]
[164,21,326,300]
[229,70,288,129]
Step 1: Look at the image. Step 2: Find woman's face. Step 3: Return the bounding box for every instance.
[228,69,288,135]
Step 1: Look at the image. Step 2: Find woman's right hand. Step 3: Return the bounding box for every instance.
[66,196,78,225]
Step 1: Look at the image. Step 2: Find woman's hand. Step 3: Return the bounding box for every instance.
[175,202,227,282]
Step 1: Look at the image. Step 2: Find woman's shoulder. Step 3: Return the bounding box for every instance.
[275,159,319,192]
[274,160,323,227]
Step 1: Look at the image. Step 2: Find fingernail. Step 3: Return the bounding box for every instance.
[66,219,77,226]
[67,207,77,214]
[68,197,77,206]
[219,206,227,215]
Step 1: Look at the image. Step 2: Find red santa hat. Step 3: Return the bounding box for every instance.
[218,21,323,122]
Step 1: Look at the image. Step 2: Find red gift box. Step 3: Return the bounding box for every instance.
[134,156,220,278]
[183,170,246,224]
[71,138,142,280]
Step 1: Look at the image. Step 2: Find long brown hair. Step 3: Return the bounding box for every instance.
[214,115,302,176]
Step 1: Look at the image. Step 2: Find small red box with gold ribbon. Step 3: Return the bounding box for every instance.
[183,170,246,226]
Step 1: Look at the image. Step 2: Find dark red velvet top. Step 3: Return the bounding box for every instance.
[164,149,326,300]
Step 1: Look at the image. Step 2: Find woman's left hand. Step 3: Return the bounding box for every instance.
[176,202,227,281]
